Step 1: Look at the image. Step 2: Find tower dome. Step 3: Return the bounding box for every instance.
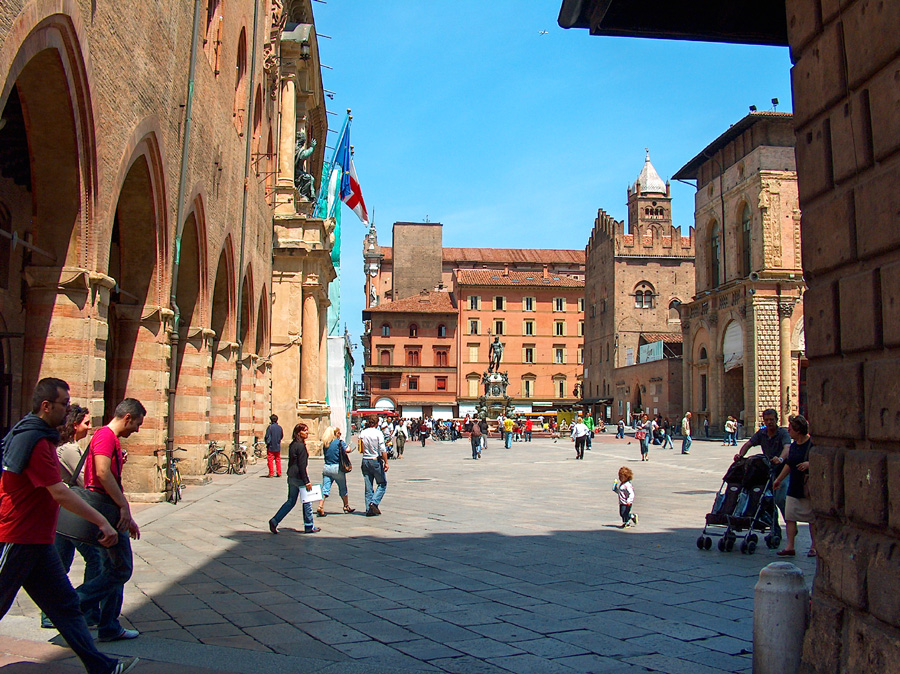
[634,149,667,195]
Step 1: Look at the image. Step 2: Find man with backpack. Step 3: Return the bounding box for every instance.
[470,420,482,460]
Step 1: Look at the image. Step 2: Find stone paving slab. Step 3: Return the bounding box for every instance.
[0,434,815,673]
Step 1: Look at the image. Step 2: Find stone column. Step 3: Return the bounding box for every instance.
[299,277,320,402]
[172,327,216,477]
[318,297,329,402]
[778,301,794,422]
[278,74,296,185]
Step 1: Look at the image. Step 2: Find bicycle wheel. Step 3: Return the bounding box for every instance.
[209,452,231,474]
[232,452,246,475]
[172,467,183,504]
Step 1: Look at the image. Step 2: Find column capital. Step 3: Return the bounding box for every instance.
[778,301,796,319]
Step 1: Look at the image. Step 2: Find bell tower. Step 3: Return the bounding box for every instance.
[627,149,672,236]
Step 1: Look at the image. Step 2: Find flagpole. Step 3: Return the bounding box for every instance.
[315,109,351,218]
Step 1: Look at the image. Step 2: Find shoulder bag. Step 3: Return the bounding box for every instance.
[56,440,121,545]
[801,441,813,499]
[339,441,353,473]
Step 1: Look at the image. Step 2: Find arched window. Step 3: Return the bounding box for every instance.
[409,323,418,338]
[204,0,223,73]
[437,324,447,338]
[233,28,248,131]
[634,282,654,309]
[435,351,448,367]
[668,299,681,322]
[406,350,420,366]
[381,323,390,337]
[251,85,263,173]
[379,350,391,366]
[740,203,752,278]
[709,220,721,287]
[699,347,708,361]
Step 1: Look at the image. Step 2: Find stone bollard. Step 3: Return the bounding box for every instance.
[753,562,808,674]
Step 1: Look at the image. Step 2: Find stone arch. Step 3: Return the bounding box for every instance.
[251,84,263,170]
[233,27,248,132]
[0,8,98,411]
[721,319,745,424]
[239,266,253,348]
[255,285,269,356]
[102,133,168,422]
[210,237,236,343]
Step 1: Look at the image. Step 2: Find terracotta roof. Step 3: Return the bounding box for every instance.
[641,333,683,344]
[365,291,457,315]
[376,246,585,265]
[455,269,584,288]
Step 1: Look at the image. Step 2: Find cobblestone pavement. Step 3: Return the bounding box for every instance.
[0,432,816,673]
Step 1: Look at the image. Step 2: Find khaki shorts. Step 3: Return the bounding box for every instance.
[785,495,814,523]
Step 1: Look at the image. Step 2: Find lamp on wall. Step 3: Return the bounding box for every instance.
[299,42,311,60]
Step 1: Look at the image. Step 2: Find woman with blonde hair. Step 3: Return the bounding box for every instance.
[317,426,355,516]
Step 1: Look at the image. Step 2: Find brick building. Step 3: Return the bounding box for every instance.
[583,154,695,423]
[360,222,585,416]
[559,0,900,669]
[363,290,458,418]
[0,0,334,490]
[454,268,585,417]
[674,112,804,436]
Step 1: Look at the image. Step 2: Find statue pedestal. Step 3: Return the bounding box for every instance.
[476,371,514,419]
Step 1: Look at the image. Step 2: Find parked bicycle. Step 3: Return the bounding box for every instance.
[154,447,186,504]
[206,440,231,474]
[251,437,266,459]
[230,441,249,475]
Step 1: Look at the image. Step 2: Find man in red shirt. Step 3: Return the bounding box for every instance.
[0,378,138,674]
[76,399,145,644]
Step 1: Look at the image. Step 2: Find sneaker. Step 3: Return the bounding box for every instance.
[99,628,139,642]
[366,505,378,517]
[268,519,278,534]
[113,657,140,674]
[632,513,639,526]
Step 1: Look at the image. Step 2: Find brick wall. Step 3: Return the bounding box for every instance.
[785,0,900,670]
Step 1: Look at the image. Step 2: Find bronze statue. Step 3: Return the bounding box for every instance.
[488,336,503,373]
[294,126,317,200]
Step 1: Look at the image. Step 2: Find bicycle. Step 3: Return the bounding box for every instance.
[154,447,186,504]
[251,438,266,460]
[230,441,248,475]
[206,440,231,474]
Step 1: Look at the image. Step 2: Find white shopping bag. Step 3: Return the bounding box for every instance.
[300,484,323,503]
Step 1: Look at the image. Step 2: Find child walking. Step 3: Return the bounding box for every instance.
[613,466,638,528]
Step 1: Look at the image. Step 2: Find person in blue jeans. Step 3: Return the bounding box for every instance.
[616,419,625,438]
[269,423,319,534]
[681,412,692,454]
[359,416,389,516]
[317,426,355,516]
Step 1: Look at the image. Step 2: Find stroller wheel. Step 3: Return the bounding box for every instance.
[725,537,735,552]
[764,534,773,549]
[748,534,759,544]
[772,535,782,548]
[696,536,705,550]
[740,540,749,554]
[717,537,726,552]
[704,537,712,550]
[748,541,757,555]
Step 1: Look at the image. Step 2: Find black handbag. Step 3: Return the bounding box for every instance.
[339,441,353,473]
[55,441,120,545]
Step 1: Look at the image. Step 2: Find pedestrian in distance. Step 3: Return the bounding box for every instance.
[570,416,589,460]
[503,416,514,449]
[317,426,355,516]
[76,398,145,644]
[359,416,389,516]
[0,378,139,674]
[478,417,489,451]
[662,417,675,449]
[264,414,283,478]
[636,413,652,461]
[470,419,482,460]
[584,415,594,450]
[704,416,710,438]
[269,423,319,534]
[524,417,533,442]
[681,411,693,454]
[391,421,406,459]
[616,418,625,439]
[613,466,638,528]
[41,404,102,630]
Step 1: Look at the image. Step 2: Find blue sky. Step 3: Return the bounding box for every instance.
[313,2,793,372]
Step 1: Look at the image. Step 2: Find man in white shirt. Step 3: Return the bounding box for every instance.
[570,416,589,460]
[359,416,389,516]
[391,421,407,459]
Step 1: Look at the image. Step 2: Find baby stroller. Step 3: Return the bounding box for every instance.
[696,454,779,555]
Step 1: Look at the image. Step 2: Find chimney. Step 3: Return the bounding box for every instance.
[542,264,549,279]
[503,263,509,276]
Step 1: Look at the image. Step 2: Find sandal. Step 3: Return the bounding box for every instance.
[807,549,817,557]
[343,505,356,513]
[316,507,327,517]
[776,549,796,557]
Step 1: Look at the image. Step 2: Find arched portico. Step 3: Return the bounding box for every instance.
[209,239,237,446]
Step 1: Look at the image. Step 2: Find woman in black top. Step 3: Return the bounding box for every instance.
[268,423,320,534]
[772,415,815,557]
